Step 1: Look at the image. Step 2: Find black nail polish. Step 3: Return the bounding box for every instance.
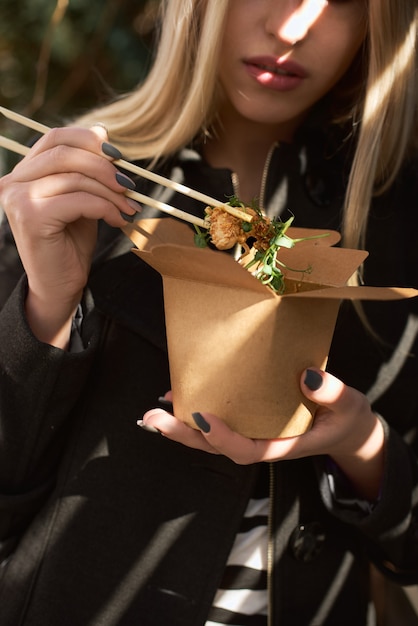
[304,369,323,391]
[192,412,210,433]
[158,397,174,412]
[120,211,135,223]
[116,172,136,190]
[137,420,162,435]
[102,142,122,160]
[125,198,141,213]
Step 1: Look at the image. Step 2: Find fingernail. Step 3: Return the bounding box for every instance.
[158,396,174,412]
[137,420,162,434]
[126,198,142,213]
[304,369,323,391]
[120,211,135,223]
[102,142,122,160]
[192,412,210,433]
[116,172,136,190]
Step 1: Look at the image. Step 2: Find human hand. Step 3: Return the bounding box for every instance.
[141,369,385,500]
[0,126,139,346]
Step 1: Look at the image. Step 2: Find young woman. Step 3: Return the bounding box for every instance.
[0,1,417,624]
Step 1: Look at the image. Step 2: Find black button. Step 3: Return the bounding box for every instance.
[289,522,326,562]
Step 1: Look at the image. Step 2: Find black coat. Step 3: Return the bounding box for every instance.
[0,143,417,625]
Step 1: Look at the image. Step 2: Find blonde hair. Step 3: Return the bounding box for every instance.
[78,0,418,252]
[343,0,418,252]
[77,0,229,160]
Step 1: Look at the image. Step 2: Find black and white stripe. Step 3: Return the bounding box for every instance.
[206,496,269,626]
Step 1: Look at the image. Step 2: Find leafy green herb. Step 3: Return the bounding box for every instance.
[195,200,327,293]
[193,225,210,248]
[243,215,312,293]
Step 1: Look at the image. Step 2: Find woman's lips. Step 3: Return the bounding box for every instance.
[244,56,308,91]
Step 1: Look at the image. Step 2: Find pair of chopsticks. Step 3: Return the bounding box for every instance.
[0,106,253,229]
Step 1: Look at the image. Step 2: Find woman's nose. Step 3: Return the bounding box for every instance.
[267,0,328,46]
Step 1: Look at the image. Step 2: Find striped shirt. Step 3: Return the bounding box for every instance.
[206,467,269,625]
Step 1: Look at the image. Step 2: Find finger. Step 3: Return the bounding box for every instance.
[193,413,332,465]
[157,393,174,412]
[14,126,131,197]
[5,180,136,231]
[6,125,141,223]
[141,409,220,455]
[189,413,289,465]
[300,368,367,415]
[23,126,109,161]
[28,171,137,218]
[27,192,135,229]
[300,368,380,458]
[160,390,174,402]
[12,144,129,192]
[144,406,319,464]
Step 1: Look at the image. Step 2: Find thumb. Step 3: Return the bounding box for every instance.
[301,368,346,405]
[300,368,366,417]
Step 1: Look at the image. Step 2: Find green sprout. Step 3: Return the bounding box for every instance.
[194,200,327,293]
[244,215,315,294]
[193,225,210,248]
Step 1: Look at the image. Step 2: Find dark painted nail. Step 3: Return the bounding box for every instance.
[192,412,210,433]
[116,172,136,190]
[126,198,141,213]
[120,211,135,223]
[137,420,162,434]
[102,142,122,160]
[158,397,174,412]
[304,369,323,391]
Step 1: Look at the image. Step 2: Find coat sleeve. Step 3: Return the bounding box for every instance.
[316,418,418,585]
[316,167,418,585]
[0,276,100,563]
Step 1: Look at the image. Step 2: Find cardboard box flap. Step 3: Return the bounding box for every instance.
[123,217,195,252]
[126,217,418,301]
[274,227,342,248]
[128,219,367,293]
[286,284,418,301]
[252,245,369,287]
[123,218,342,252]
[135,243,273,295]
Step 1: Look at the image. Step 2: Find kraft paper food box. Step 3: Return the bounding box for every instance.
[124,218,418,439]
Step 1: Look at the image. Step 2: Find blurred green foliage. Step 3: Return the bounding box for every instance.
[0,0,159,171]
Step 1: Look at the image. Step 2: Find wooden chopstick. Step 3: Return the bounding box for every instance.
[0,106,50,134]
[0,133,208,228]
[0,134,30,157]
[0,106,253,224]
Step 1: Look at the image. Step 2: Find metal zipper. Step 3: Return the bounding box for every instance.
[267,462,275,626]
[231,149,278,625]
[230,142,277,210]
[231,170,240,198]
[231,172,242,259]
[259,142,278,213]
[262,144,279,626]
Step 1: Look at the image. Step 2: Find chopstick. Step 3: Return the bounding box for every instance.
[0,107,50,134]
[0,106,253,226]
[0,134,30,157]
[0,132,208,228]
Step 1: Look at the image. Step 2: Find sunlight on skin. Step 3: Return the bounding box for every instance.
[142,371,385,500]
[280,0,328,44]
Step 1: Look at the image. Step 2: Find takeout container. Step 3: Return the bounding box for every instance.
[124,218,418,439]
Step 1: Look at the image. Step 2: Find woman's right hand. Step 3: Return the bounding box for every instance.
[0,125,138,348]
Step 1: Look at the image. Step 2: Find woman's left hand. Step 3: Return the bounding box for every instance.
[141,368,385,499]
